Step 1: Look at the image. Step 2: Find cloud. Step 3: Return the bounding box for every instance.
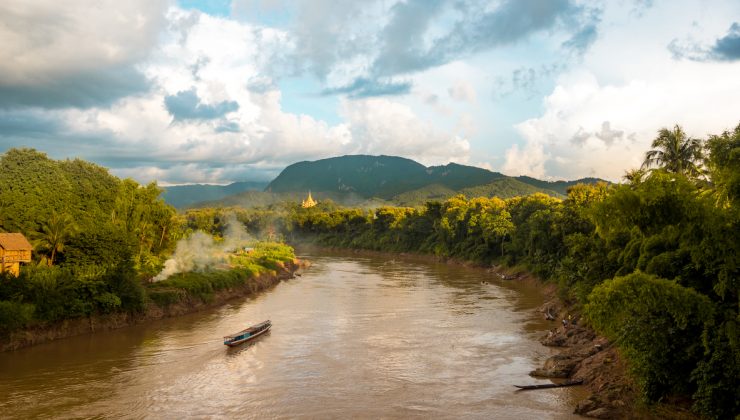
[562,24,599,55]
[502,139,548,179]
[370,0,445,76]
[339,98,470,165]
[0,0,168,108]
[165,89,239,121]
[570,127,590,146]
[321,78,412,98]
[712,22,740,60]
[503,63,740,181]
[232,0,597,98]
[493,64,563,99]
[0,8,470,185]
[669,22,740,62]
[594,121,624,146]
[428,0,579,60]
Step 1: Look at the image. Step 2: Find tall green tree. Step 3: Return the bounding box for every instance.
[705,122,740,208]
[642,124,704,179]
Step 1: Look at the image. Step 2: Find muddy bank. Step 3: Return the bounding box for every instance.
[1,260,305,352]
[532,282,697,419]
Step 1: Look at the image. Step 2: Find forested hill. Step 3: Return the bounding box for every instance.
[0,148,177,270]
[514,175,604,196]
[161,181,268,208]
[265,155,602,199]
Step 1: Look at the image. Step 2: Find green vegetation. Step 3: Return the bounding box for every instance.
[182,123,739,418]
[0,149,295,336]
[147,242,294,305]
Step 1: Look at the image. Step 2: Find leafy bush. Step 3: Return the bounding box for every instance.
[585,272,713,401]
[0,300,35,333]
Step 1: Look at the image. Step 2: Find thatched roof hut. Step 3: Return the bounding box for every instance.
[0,233,33,277]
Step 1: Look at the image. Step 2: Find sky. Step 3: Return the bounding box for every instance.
[0,0,739,185]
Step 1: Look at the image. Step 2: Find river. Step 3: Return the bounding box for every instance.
[0,250,582,419]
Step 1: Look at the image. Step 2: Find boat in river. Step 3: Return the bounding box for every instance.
[223,320,271,346]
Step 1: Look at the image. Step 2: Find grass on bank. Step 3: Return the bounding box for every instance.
[147,242,295,306]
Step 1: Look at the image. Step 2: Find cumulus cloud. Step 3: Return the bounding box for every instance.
[0,7,470,184]
[712,22,740,60]
[0,0,168,108]
[503,64,740,180]
[233,0,598,97]
[339,98,470,165]
[669,22,740,62]
[165,89,239,121]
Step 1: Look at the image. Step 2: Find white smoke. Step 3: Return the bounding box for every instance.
[152,214,253,282]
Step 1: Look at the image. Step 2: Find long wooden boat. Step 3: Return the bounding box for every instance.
[223,320,271,347]
[514,379,583,390]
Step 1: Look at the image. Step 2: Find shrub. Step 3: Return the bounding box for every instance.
[0,300,35,333]
[585,272,714,401]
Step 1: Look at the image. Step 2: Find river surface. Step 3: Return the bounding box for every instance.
[0,250,582,419]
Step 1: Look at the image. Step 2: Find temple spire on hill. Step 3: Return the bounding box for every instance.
[301,191,317,208]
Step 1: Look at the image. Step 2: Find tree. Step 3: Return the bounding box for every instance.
[705,122,740,208]
[642,124,704,179]
[623,168,647,186]
[33,212,78,266]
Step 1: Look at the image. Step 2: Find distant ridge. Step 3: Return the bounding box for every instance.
[265,155,508,199]
[179,155,607,209]
[161,181,268,208]
[265,155,603,200]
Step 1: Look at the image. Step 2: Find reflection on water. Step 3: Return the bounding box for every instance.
[0,250,580,419]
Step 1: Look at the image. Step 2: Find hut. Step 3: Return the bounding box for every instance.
[0,233,33,277]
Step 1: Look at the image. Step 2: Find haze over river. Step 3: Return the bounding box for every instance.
[0,250,581,419]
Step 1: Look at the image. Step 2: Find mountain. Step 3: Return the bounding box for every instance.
[186,155,608,209]
[161,181,268,208]
[266,155,507,199]
[391,179,562,207]
[460,178,561,199]
[514,176,604,196]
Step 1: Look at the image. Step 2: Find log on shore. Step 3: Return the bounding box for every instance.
[514,379,584,390]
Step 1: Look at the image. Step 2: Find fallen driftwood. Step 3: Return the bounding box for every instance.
[544,309,556,320]
[514,379,584,390]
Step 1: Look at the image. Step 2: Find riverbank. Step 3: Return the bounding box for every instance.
[1,259,304,352]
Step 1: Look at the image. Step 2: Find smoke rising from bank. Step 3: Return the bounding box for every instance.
[152,214,253,282]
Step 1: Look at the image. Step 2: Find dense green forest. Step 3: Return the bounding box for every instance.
[182,124,740,418]
[0,149,294,336]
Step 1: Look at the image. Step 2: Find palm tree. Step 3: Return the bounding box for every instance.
[33,212,78,266]
[641,125,704,179]
[623,168,647,186]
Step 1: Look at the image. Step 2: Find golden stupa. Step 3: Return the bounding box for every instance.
[301,191,317,208]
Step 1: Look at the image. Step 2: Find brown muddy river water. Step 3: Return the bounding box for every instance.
[0,250,582,419]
